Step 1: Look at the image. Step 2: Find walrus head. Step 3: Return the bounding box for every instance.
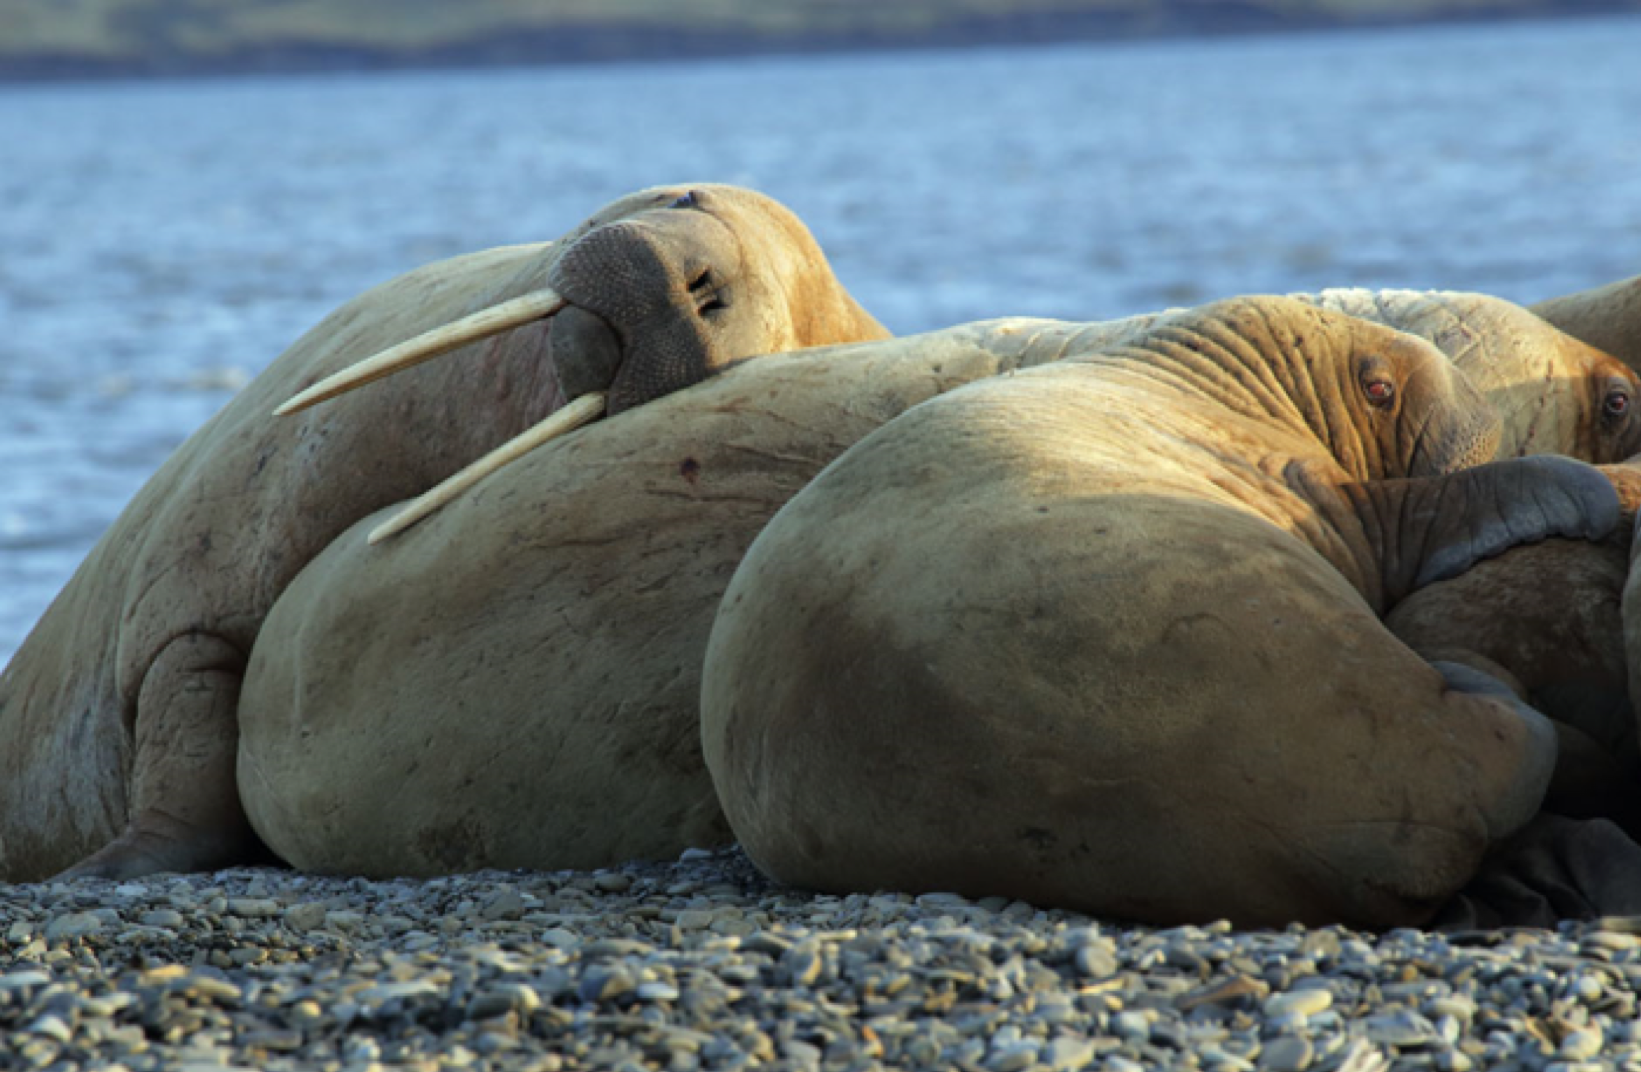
[1337,324,1503,480]
[547,186,882,413]
[273,183,887,540]
[1154,299,1504,482]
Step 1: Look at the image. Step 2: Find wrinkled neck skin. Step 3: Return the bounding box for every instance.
[1060,316,1384,605]
[1067,300,1522,614]
[1535,274,1641,375]
[1083,303,1392,483]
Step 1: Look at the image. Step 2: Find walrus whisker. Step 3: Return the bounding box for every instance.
[367,391,608,545]
[273,288,569,416]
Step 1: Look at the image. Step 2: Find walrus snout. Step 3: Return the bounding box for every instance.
[1406,406,1500,478]
[551,210,741,327]
[1403,351,1503,478]
[550,212,746,413]
[547,306,623,402]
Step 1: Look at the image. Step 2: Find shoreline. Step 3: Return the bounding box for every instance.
[2,4,1638,86]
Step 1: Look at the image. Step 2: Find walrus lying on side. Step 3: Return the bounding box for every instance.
[700,296,1621,930]
[0,183,886,882]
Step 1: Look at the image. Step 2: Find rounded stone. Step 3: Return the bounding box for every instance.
[1263,990,1332,1019]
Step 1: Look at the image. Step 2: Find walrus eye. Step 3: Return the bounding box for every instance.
[1362,379,1396,407]
[670,191,700,209]
[1605,389,1632,419]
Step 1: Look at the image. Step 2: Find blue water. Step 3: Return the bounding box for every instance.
[3,16,1641,665]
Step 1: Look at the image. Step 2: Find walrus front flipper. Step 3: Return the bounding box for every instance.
[56,634,263,880]
[1428,662,1559,842]
[1328,455,1621,610]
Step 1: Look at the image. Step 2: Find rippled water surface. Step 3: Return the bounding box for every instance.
[3,17,1641,664]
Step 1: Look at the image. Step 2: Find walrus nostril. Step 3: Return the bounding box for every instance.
[689,269,729,316]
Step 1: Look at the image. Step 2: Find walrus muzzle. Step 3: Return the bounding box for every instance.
[1404,357,1502,478]
[271,205,749,542]
[548,211,745,414]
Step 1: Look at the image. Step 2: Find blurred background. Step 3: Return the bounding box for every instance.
[3,0,1641,664]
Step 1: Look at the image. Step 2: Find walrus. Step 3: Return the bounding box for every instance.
[0,183,886,882]
[1019,288,1641,462]
[232,317,1160,878]
[1297,288,1641,462]
[1534,273,1641,374]
[699,296,1621,930]
[229,292,1635,880]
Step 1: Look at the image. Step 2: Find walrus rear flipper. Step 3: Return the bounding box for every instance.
[56,633,267,880]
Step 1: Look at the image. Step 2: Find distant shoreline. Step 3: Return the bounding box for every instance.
[3,3,1638,85]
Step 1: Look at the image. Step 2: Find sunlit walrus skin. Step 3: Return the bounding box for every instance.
[129,290,1641,881]
[1299,288,1641,462]
[700,296,1622,930]
[1535,273,1641,375]
[0,183,886,882]
[232,317,1159,877]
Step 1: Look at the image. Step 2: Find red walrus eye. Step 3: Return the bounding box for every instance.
[1606,389,1631,419]
[1363,379,1396,407]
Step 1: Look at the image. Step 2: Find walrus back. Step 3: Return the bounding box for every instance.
[0,244,551,880]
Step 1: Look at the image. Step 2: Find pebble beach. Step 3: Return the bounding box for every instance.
[1,846,1637,1071]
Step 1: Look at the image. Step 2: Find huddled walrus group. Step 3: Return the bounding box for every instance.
[5,183,1641,932]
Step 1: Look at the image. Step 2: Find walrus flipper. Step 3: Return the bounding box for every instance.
[56,633,263,880]
[1340,455,1621,609]
[1428,661,1558,839]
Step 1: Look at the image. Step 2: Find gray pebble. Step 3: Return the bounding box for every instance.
[1259,1036,1313,1072]
[1264,990,1332,1018]
[44,912,103,940]
[282,902,327,931]
[7,847,1641,1072]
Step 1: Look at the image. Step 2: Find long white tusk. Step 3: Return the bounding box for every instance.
[367,391,608,545]
[274,288,568,416]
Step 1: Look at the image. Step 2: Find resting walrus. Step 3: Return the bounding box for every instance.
[700,296,1620,930]
[233,318,1157,877]
[1298,288,1641,462]
[228,291,1636,879]
[0,183,886,882]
